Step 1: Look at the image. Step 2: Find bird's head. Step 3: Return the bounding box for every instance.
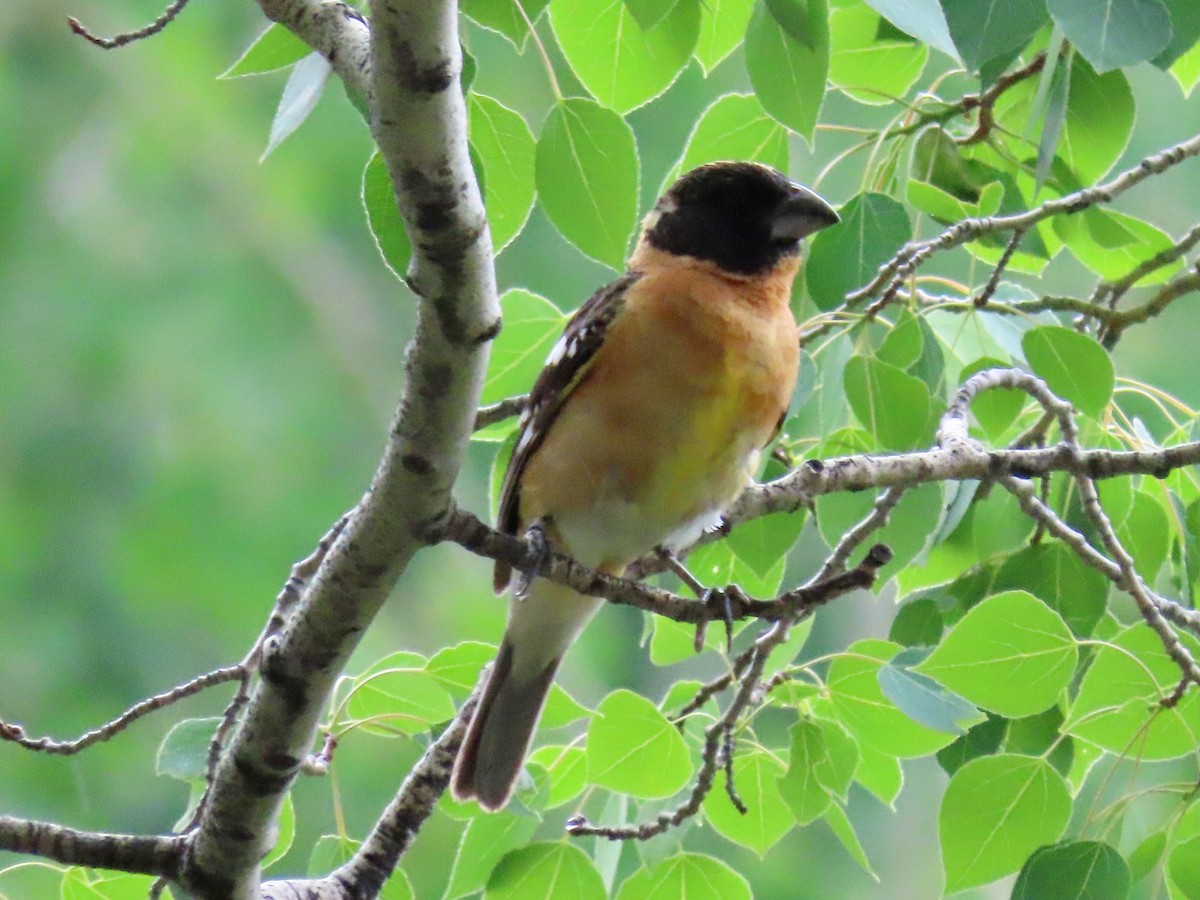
[637,161,839,276]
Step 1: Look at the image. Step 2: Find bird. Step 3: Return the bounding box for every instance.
[451,161,839,811]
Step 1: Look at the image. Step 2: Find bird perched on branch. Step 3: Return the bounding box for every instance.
[451,161,839,810]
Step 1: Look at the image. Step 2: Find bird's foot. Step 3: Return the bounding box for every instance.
[514,518,553,600]
[695,584,748,654]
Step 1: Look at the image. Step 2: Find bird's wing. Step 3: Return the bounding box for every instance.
[492,271,640,592]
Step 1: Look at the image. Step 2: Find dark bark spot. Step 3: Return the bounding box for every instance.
[401,453,433,474]
[262,751,301,771]
[391,38,453,93]
[234,754,294,797]
[260,656,309,713]
[474,317,502,344]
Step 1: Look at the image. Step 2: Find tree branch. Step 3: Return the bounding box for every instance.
[253,0,371,103]
[179,0,499,895]
[257,694,478,899]
[0,817,183,879]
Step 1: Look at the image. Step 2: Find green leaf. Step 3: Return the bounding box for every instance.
[0,863,63,899]
[309,833,360,875]
[994,543,1109,637]
[425,640,495,699]
[445,812,540,900]
[468,95,536,252]
[262,794,295,870]
[462,0,551,48]
[971,489,1034,561]
[1060,56,1135,183]
[916,591,1077,718]
[941,0,1047,72]
[60,870,164,900]
[862,0,959,59]
[623,0,678,30]
[1117,489,1170,584]
[940,754,1071,891]
[1129,830,1167,883]
[549,0,700,113]
[1047,0,1171,72]
[936,713,1007,776]
[156,716,221,782]
[725,510,806,577]
[1171,41,1200,94]
[536,99,639,270]
[1064,622,1200,759]
[1021,326,1114,418]
[890,597,944,647]
[745,0,830,142]
[854,740,904,806]
[586,689,692,797]
[671,94,789,183]
[1035,51,1071,187]
[878,651,986,734]
[346,652,456,735]
[687,534,788,599]
[1154,0,1200,68]
[1057,209,1182,285]
[540,683,594,730]
[875,308,923,370]
[777,719,834,824]
[816,481,942,585]
[481,290,568,407]
[262,53,331,161]
[1169,834,1200,898]
[1012,841,1131,900]
[363,151,412,280]
[696,0,756,72]
[843,355,937,451]
[806,192,910,311]
[528,745,587,808]
[486,843,606,900]
[702,749,795,856]
[823,802,877,878]
[616,853,752,900]
[220,24,311,78]
[828,3,928,104]
[826,639,959,757]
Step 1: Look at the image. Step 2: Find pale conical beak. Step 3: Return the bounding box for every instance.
[770,184,839,243]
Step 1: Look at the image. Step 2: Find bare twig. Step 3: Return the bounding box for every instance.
[0,666,244,755]
[443,507,880,625]
[1101,266,1200,347]
[973,227,1027,307]
[1094,224,1200,311]
[475,396,526,431]
[845,133,1200,309]
[67,0,194,49]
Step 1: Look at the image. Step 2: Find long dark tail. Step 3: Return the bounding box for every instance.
[451,638,559,811]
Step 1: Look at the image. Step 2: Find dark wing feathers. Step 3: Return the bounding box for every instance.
[492,272,640,592]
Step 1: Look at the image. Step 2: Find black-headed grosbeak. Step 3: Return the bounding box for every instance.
[452,161,839,810]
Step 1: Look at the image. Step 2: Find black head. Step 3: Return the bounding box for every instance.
[642,162,839,275]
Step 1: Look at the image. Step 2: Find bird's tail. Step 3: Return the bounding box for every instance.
[452,577,604,810]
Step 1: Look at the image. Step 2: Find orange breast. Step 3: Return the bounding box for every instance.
[517,253,800,568]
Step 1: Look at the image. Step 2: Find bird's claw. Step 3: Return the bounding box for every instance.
[694,584,746,654]
[514,519,553,600]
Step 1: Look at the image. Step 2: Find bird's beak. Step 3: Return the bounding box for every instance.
[770,184,839,243]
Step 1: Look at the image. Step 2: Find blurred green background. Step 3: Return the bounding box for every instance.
[2,2,1200,898]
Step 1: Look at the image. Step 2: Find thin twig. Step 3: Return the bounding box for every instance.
[0,666,244,755]
[67,0,194,49]
[845,132,1200,309]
